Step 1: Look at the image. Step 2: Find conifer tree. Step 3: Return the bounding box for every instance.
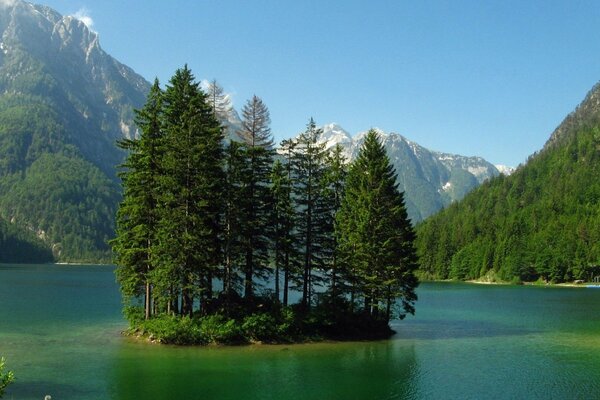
[292,118,329,309]
[321,144,347,301]
[223,140,246,298]
[237,95,274,300]
[205,79,233,129]
[278,138,299,306]
[155,66,224,316]
[270,159,297,303]
[112,79,163,320]
[337,129,419,322]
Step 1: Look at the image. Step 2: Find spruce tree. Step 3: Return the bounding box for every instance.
[292,118,329,309]
[270,159,297,304]
[223,140,246,299]
[321,144,347,302]
[337,129,418,322]
[237,95,274,300]
[155,66,224,316]
[112,79,163,320]
[278,138,299,306]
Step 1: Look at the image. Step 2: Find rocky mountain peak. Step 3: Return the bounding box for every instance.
[300,123,502,221]
[544,81,600,151]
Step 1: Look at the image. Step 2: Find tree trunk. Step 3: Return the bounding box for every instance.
[283,253,289,306]
[244,248,253,300]
[275,246,280,303]
[145,280,151,320]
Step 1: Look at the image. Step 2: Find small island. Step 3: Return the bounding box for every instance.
[112,66,419,345]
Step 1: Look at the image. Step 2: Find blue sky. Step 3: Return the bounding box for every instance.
[40,0,600,166]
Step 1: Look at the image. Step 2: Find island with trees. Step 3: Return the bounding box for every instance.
[111,66,418,345]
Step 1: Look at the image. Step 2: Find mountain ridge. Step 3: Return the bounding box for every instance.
[312,123,503,221]
[416,80,600,282]
[0,0,149,261]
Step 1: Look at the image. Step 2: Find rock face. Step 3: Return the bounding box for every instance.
[0,0,150,175]
[0,0,506,259]
[315,123,501,222]
[0,0,150,261]
[543,82,600,152]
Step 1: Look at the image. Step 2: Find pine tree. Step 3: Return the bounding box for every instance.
[237,95,274,300]
[155,66,224,316]
[292,118,329,309]
[112,79,163,320]
[337,129,418,322]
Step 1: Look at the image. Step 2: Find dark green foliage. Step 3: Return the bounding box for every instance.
[417,123,600,283]
[115,68,418,346]
[237,95,274,299]
[270,159,298,305]
[222,141,247,298]
[154,66,224,316]
[126,300,395,346]
[321,144,347,299]
[112,80,163,318]
[291,119,330,308]
[1,153,119,262]
[337,130,419,321]
[0,216,52,263]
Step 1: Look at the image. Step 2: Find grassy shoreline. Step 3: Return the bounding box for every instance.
[123,304,396,346]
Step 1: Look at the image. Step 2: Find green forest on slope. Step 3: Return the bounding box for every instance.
[0,15,147,262]
[416,98,600,283]
[0,91,121,262]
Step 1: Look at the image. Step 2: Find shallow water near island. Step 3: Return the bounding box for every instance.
[1,264,600,399]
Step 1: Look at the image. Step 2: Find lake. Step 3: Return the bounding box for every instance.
[1,264,600,399]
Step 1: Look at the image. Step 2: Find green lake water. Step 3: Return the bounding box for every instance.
[1,264,600,399]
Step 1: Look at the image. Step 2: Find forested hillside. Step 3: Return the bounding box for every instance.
[0,1,149,262]
[416,83,600,283]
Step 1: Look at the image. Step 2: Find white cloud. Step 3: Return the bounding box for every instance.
[72,7,95,31]
[0,0,18,8]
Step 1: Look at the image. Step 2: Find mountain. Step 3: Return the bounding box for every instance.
[416,82,600,283]
[0,0,150,262]
[315,123,501,222]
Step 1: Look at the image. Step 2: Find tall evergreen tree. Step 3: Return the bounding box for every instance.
[337,129,419,322]
[112,79,163,320]
[270,159,297,304]
[155,66,224,316]
[237,95,274,300]
[292,118,329,309]
[278,138,299,306]
[321,144,347,301]
[223,140,246,299]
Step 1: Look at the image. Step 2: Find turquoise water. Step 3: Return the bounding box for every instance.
[1,264,600,399]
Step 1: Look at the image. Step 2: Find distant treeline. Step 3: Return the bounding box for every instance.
[416,124,600,283]
[112,66,418,344]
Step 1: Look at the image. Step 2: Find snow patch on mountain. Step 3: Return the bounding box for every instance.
[495,164,515,175]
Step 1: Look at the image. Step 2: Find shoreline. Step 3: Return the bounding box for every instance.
[420,278,599,288]
[465,279,598,288]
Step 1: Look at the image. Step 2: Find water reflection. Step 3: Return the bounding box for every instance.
[111,340,419,400]
[3,266,600,399]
